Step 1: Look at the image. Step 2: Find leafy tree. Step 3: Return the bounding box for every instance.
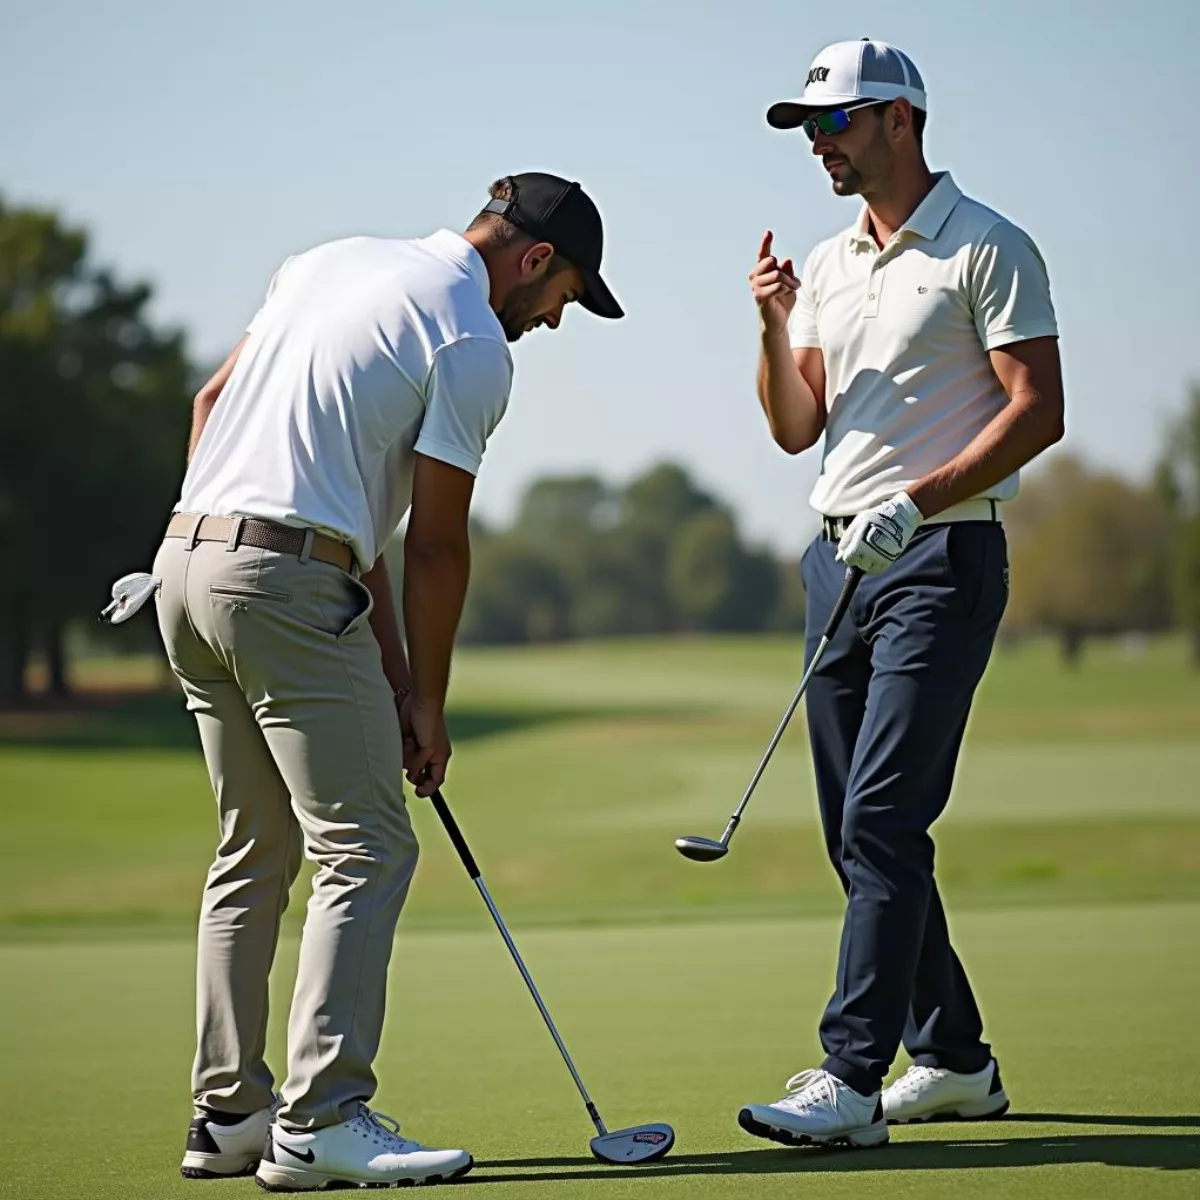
[457,539,570,645]
[0,199,192,703]
[1005,454,1173,664]
[513,474,614,543]
[1157,383,1200,665]
[768,558,806,633]
[619,462,720,544]
[667,511,780,632]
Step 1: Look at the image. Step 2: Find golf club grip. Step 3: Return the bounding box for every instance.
[429,790,480,879]
[822,567,863,641]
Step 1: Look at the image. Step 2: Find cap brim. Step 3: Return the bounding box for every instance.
[579,266,623,319]
[766,95,861,129]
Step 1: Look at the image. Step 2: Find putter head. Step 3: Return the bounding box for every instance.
[589,1123,675,1164]
[674,835,728,863]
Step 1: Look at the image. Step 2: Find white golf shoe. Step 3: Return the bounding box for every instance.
[181,1099,278,1178]
[882,1059,1010,1124]
[739,1068,888,1149]
[255,1102,472,1191]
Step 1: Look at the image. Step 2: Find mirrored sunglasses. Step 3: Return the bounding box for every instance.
[801,101,886,141]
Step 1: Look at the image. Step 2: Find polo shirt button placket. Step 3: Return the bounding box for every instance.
[864,260,883,319]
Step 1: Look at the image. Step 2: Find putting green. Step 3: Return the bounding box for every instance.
[3,903,1196,1198]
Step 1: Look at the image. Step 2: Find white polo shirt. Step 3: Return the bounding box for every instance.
[178,230,513,570]
[789,172,1058,517]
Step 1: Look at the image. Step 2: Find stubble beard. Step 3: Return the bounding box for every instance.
[498,278,545,343]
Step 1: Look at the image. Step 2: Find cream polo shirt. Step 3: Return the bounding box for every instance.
[178,230,513,571]
[789,172,1058,517]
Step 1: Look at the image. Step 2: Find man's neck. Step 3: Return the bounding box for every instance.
[863,164,937,248]
[461,227,504,311]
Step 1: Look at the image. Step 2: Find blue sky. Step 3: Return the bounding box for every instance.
[5,0,1198,553]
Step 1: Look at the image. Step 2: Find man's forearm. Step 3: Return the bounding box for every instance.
[402,538,470,710]
[757,331,823,454]
[187,336,248,463]
[361,556,411,695]
[186,395,218,463]
[908,391,1064,518]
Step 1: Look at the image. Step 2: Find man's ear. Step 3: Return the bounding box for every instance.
[889,98,913,142]
[519,240,556,279]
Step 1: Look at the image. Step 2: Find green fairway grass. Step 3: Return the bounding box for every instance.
[2,636,1198,934]
[3,636,1197,1197]
[2,904,1196,1199]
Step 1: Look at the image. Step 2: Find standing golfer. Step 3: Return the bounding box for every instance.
[739,40,1063,1147]
[154,173,622,1189]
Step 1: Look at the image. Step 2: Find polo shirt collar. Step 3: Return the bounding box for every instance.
[847,172,963,251]
[426,229,491,301]
[903,172,962,240]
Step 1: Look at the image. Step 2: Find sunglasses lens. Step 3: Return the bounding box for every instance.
[819,110,852,134]
[802,109,852,141]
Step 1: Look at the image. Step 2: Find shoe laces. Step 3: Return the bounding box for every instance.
[893,1065,944,1094]
[781,1069,837,1110]
[354,1104,422,1152]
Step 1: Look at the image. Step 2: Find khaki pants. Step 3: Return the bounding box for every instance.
[153,534,419,1130]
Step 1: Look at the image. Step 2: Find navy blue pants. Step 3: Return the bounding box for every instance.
[800,521,1008,1096]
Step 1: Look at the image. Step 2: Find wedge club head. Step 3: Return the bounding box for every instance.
[674,835,728,863]
[672,568,865,867]
[428,792,676,1167]
[590,1123,675,1164]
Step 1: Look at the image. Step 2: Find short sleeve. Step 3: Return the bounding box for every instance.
[414,337,514,477]
[245,255,297,335]
[788,250,821,350]
[968,222,1059,351]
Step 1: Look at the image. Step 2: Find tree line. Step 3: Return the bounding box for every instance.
[2,195,1199,704]
[383,466,802,645]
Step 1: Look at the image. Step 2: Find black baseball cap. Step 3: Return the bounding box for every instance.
[482,172,623,319]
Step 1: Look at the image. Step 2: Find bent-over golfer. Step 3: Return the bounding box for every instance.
[739,40,1063,1148]
[154,173,622,1189]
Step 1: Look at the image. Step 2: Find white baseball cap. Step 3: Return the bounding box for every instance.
[767,38,927,129]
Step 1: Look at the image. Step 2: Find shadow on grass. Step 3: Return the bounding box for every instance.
[1009,1112,1200,1128]
[468,1128,1200,1183]
[0,690,694,753]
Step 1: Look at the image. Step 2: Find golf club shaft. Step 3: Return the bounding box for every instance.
[429,790,608,1138]
[717,566,862,848]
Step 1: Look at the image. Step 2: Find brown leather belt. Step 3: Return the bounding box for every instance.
[165,513,357,574]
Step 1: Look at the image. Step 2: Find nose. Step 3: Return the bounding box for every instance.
[543,309,562,331]
[811,130,836,156]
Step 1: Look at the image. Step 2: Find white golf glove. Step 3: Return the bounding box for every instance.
[835,492,923,575]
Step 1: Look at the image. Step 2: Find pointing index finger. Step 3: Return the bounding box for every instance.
[758,230,773,261]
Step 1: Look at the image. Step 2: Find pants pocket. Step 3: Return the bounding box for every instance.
[942,525,995,622]
[334,575,374,640]
[209,584,292,603]
[307,571,374,640]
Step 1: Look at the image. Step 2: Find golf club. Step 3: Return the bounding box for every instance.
[428,789,675,1165]
[675,565,863,863]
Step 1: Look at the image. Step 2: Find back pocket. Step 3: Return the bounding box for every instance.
[209,584,291,603]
